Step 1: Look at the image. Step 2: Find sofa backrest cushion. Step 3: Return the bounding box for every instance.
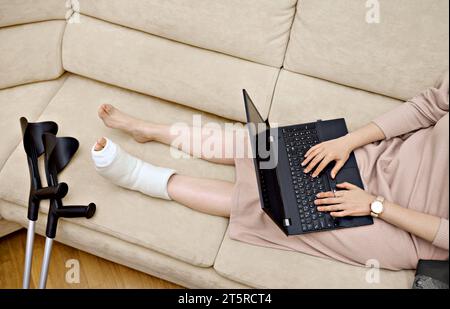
[0,21,65,89]
[284,0,449,101]
[63,16,279,122]
[77,0,297,68]
[0,0,66,27]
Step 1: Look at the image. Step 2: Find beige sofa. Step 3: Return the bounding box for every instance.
[0,0,448,288]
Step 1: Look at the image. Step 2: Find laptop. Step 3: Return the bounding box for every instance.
[242,90,373,235]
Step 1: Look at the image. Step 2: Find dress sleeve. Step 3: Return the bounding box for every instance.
[372,71,449,139]
[432,218,449,251]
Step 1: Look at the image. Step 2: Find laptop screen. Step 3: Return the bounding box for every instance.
[242,90,286,229]
[243,90,266,127]
[242,90,269,161]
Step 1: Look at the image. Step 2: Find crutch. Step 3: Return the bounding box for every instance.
[38,133,96,289]
[20,117,67,289]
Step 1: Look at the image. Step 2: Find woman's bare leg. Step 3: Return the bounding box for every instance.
[94,137,234,217]
[167,175,234,217]
[98,104,249,165]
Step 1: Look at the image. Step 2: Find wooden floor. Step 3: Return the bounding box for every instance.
[0,230,182,289]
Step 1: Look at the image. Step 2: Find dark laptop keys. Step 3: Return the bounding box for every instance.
[283,124,338,232]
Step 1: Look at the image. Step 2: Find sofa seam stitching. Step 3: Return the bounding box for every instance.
[266,1,298,123]
[280,0,299,69]
[266,69,282,123]
[0,18,66,30]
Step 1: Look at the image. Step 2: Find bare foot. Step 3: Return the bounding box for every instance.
[94,137,107,151]
[98,104,155,143]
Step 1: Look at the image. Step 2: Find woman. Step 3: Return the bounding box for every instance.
[91,72,449,270]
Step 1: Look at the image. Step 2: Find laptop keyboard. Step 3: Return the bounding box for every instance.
[282,124,339,233]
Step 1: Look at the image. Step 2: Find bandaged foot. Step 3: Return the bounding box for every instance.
[91,137,175,200]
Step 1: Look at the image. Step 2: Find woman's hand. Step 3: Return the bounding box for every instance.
[301,135,353,178]
[314,182,375,217]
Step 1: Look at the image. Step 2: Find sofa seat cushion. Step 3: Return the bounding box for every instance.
[0,20,66,89]
[0,0,66,28]
[0,74,235,267]
[284,0,449,101]
[0,74,68,170]
[214,232,415,288]
[269,70,402,131]
[77,0,297,67]
[62,15,278,122]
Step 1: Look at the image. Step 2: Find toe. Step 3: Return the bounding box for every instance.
[94,137,107,151]
[98,104,108,118]
[94,142,103,151]
[99,137,107,147]
[104,104,113,114]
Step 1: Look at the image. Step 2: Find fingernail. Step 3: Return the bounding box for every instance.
[301,162,305,166]
[314,200,318,205]
[303,170,308,173]
[316,193,320,197]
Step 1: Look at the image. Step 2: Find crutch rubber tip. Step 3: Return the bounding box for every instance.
[86,203,96,219]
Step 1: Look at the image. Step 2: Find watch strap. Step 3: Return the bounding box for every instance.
[376,195,385,203]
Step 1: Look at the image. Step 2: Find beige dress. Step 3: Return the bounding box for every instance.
[229,72,449,270]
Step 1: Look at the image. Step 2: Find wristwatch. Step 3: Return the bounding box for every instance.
[370,196,385,218]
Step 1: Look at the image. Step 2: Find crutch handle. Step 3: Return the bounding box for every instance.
[33,183,68,200]
[56,203,96,219]
[45,203,96,238]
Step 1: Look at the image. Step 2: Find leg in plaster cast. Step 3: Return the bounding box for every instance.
[92,137,234,217]
[97,104,243,216]
[91,137,175,200]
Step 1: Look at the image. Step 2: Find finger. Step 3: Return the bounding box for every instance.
[312,155,332,177]
[315,197,342,205]
[304,143,321,158]
[335,190,345,197]
[304,152,325,173]
[316,190,345,198]
[317,204,344,212]
[330,210,350,217]
[301,147,321,166]
[330,160,345,179]
[336,182,358,190]
[316,191,335,198]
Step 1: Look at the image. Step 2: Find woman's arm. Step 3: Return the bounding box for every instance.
[344,122,385,151]
[302,71,448,178]
[379,200,441,245]
[315,183,448,250]
[302,122,385,178]
[373,71,449,139]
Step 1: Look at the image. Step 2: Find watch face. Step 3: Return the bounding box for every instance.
[371,201,383,214]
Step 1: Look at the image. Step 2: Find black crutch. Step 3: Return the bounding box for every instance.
[38,133,96,289]
[20,117,67,289]
[20,118,96,289]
